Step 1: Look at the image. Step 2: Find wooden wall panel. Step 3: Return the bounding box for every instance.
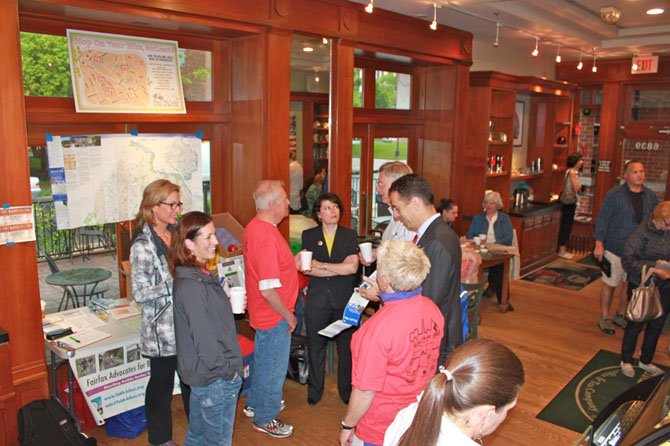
[0,0,49,427]
[592,82,622,213]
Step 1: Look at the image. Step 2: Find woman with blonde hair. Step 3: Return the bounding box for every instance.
[384,339,525,446]
[131,179,189,446]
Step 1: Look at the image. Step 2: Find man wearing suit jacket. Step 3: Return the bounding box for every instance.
[389,174,462,363]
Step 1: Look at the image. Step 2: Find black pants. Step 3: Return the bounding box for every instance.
[558,203,577,248]
[488,263,507,304]
[304,302,356,404]
[146,356,191,444]
[621,284,670,364]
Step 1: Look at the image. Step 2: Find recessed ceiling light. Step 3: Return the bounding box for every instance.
[647,8,664,15]
[303,46,314,53]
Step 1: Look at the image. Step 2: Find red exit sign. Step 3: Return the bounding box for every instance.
[632,55,659,74]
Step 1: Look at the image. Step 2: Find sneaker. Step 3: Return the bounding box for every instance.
[639,362,665,377]
[252,418,294,438]
[599,318,615,335]
[613,314,628,329]
[620,361,635,378]
[243,399,286,418]
[558,252,574,259]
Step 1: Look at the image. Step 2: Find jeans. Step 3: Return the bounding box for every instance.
[146,356,191,444]
[184,375,242,446]
[248,319,291,424]
[621,284,670,364]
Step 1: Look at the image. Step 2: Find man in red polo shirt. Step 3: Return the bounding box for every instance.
[243,180,300,439]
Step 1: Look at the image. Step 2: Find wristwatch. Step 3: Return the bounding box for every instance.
[340,420,355,430]
[322,262,328,271]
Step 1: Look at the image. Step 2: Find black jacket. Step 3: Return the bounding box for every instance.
[173,266,243,387]
[301,225,358,309]
[417,217,463,362]
[622,218,670,289]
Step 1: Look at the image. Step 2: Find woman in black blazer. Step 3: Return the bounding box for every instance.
[300,192,359,405]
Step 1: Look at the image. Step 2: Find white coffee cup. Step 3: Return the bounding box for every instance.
[480,246,489,254]
[229,287,247,314]
[479,234,487,243]
[359,242,373,263]
[473,236,481,245]
[300,250,313,271]
[40,299,46,319]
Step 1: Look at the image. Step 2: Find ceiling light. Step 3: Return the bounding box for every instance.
[314,70,320,83]
[632,61,639,72]
[493,22,500,47]
[600,6,622,24]
[302,46,314,53]
[555,44,561,63]
[531,37,539,57]
[322,37,328,44]
[577,53,583,70]
[365,0,374,14]
[430,3,438,31]
[647,8,664,15]
[592,51,598,73]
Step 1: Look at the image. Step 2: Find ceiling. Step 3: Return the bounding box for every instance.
[348,0,670,61]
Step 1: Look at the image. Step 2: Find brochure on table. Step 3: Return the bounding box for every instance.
[318,272,375,338]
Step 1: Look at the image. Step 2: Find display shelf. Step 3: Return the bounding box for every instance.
[486,171,509,177]
[511,172,543,181]
[488,140,511,146]
[553,144,568,149]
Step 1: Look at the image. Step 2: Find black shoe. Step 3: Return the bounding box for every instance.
[307,397,319,405]
[483,287,494,298]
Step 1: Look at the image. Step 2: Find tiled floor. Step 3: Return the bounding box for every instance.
[38,252,121,316]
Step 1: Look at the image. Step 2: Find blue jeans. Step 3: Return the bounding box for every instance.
[248,318,291,424]
[184,375,242,446]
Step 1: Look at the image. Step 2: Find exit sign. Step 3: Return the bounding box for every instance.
[632,55,659,74]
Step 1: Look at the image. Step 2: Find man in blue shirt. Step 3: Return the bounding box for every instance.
[594,160,658,334]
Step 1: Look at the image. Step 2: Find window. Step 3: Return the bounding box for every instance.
[629,88,670,121]
[375,71,411,110]
[20,32,212,101]
[353,68,363,107]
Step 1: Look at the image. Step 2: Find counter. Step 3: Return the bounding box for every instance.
[508,202,560,217]
[509,203,561,276]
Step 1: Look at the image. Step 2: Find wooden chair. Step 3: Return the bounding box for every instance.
[463,271,488,341]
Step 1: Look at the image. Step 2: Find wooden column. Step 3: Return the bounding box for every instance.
[592,81,622,213]
[329,40,355,227]
[0,0,49,428]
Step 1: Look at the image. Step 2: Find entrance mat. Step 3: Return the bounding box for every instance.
[577,254,598,266]
[537,350,669,433]
[522,261,601,291]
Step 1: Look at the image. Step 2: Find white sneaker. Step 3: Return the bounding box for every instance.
[243,399,286,418]
[620,361,635,378]
[558,252,574,259]
[639,362,665,377]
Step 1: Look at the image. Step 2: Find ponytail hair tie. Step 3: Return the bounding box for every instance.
[439,366,453,381]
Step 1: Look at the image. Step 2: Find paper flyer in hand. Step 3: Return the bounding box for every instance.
[318,272,376,338]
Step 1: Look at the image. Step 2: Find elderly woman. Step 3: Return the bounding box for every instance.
[620,201,670,378]
[301,192,359,405]
[384,339,525,446]
[339,240,444,446]
[130,179,190,446]
[466,191,514,307]
[558,152,584,259]
[170,212,243,446]
[437,198,458,227]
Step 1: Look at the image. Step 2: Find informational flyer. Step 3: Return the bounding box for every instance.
[67,29,186,113]
[0,206,36,245]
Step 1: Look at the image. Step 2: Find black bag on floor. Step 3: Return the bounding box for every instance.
[286,334,308,385]
[17,398,97,446]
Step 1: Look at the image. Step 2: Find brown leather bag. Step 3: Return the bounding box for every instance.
[626,265,663,323]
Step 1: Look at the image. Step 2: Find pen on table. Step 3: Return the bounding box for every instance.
[69,336,81,343]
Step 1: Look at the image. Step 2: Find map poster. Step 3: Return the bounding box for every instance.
[67,29,186,114]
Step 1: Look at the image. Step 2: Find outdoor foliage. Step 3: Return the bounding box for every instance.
[375,72,398,109]
[353,68,363,107]
[21,32,73,97]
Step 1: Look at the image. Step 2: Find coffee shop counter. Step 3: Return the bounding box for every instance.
[508,202,561,276]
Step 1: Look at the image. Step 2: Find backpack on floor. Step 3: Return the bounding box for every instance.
[17,398,97,446]
[286,334,308,385]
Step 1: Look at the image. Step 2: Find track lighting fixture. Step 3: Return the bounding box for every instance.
[592,51,598,73]
[531,37,539,57]
[314,70,320,83]
[577,53,583,70]
[493,22,500,47]
[365,0,373,14]
[322,37,328,45]
[430,3,438,31]
[555,44,561,63]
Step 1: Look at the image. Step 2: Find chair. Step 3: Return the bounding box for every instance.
[42,250,110,311]
[463,271,488,341]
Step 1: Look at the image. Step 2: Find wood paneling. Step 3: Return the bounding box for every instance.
[0,334,18,446]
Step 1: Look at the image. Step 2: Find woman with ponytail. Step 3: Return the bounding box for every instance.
[384,339,524,446]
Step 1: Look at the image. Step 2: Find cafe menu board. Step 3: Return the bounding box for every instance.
[0,206,36,246]
[67,29,185,114]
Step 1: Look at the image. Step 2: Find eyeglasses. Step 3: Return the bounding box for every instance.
[159,201,184,210]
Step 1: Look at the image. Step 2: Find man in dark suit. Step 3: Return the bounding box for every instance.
[388,174,462,363]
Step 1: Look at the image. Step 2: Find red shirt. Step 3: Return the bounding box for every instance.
[243,217,299,330]
[351,294,444,444]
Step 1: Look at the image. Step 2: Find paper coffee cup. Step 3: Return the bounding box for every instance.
[359,242,373,262]
[473,236,481,245]
[40,300,46,319]
[300,250,313,271]
[229,287,246,314]
[479,234,487,242]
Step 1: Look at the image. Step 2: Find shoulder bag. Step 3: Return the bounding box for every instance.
[626,265,663,323]
[559,169,578,205]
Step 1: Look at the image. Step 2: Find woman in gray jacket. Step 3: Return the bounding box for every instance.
[170,211,243,446]
[620,201,670,378]
[130,179,189,446]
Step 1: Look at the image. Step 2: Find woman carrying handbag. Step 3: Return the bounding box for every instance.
[620,201,670,378]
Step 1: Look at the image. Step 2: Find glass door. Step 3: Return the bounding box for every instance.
[352,124,410,234]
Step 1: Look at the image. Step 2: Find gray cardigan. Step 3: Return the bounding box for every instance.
[173,266,243,387]
[622,218,670,289]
